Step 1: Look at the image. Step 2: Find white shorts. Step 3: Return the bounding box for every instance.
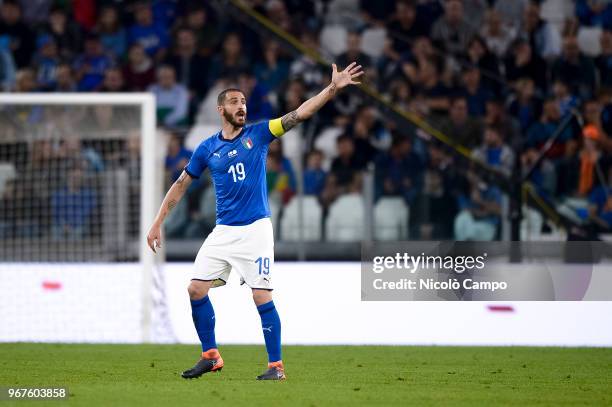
[192,217,275,289]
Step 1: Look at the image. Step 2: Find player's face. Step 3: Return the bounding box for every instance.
[221,92,247,127]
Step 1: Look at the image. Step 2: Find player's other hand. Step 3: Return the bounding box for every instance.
[146,224,162,253]
[331,62,364,89]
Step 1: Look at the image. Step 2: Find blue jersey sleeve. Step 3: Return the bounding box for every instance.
[251,121,279,144]
[185,141,209,178]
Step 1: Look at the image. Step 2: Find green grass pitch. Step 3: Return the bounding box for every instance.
[0,343,611,406]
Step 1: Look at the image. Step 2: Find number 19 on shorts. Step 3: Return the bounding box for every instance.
[255,257,270,275]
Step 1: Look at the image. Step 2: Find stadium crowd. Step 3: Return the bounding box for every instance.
[1,0,612,242]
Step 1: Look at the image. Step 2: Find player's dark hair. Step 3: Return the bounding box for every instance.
[217,88,244,106]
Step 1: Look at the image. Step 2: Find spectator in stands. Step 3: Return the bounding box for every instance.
[337,30,372,72]
[57,136,104,173]
[431,0,475,57]
[414,143,458,239]
[165,28,208,99]
[551,35,597,100]
[494,0,528,31]
[576,0,612,28]
[0,34,16,90]
[439,96,483,148]
[264,0,293,34]
[463,36,502,95]
[254,40,290,92]
[73,34,113,92]
[97,6,126,59]
[266,150,294,204]
[43,6,82,61]
[33,35,59,91]
[472,125,515,176]
[526,98,575,160]
[596,29,612,89]
[289,30,325,89]
[507,77,543,132]
[51,168,97,240]
[360,0,395,27]
[480,9,516,58]
[348,105,391,165]
[165,133,192,184]
[207,32,249,87]
[413,58,452,115]
[386,77,412,111]
[0,0,34,68]
[522,146,557,199]
[54,63,76,92]
[386,0,430,56]
[374,135,423,204]
[505,39,548,91]
[304,149,327,196]
[552,80,579,117]
[559,124,609,199]
[484,99,521,147]
[123,43,155,91]
[458,65,493,117]
[183,4,219,57]
[520,1,561,59]
[128,1,169,62]
[454,172,501,241]
[268,139,296,192]
[100,67,126,92]
[237,70,274,121]
[14,67,37,92]
[330,134,365,189]
[148,65,189,127]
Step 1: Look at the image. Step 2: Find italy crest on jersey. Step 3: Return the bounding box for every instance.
[242,136,254,150]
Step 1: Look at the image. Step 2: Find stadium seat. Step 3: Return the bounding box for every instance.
[268,193,282,235]
[199,186,216,225]
[185,124,222,151]
[314,126,344,170]
[577,27,603,57]
[374,197,409,241]
[0,162,16,195]
[520,206,544,240]
[326,193,364,241]
[280,196,322,241]
[319,25,348,56]
[361,28,386,60]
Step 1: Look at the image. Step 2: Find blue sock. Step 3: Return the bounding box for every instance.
[190,295,217,352]
[257,300,282,363]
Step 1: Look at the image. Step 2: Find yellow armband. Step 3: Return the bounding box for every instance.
[269,118,285,137]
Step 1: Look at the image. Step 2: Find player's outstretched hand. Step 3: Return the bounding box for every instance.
[146,224,162,253]
[331,62,364,89]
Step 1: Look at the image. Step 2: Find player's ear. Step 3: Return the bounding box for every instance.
[216,105,223,115]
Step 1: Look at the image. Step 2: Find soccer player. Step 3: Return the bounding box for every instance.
[146,62,363,380]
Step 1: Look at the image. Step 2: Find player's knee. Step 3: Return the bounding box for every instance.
[187,281,209,300]
[252,289,272,305]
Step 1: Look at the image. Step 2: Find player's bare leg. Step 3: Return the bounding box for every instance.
[253,289,285,380]
[182,280,224,379]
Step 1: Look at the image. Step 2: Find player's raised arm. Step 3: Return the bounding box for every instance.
[146,170,193,253]
[278,62,364,132]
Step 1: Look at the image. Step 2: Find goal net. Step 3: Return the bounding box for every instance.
[0,94,174,343]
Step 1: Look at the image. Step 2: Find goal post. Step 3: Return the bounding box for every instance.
[0,93,167,343]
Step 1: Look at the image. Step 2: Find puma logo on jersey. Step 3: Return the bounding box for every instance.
[228,149,238,158]
[213,152,221,158]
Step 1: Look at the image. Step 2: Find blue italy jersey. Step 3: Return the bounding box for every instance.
[185,121,283,226]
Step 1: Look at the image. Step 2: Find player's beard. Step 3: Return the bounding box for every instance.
[223,109,246,128]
